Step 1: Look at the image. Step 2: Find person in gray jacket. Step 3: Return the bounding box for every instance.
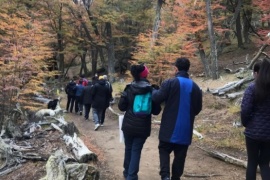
[152,57,202,180]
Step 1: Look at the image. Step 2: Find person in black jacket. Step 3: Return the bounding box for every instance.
[118,64,161,180]
[65,79,76,113]
[152,57,202,180]
[82,81,93,121]
[91,76,112,131]
[241,58,270,180]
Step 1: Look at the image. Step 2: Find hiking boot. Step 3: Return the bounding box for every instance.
[79,111,82,115]
[94,124,100,131]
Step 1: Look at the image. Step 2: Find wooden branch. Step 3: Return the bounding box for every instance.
[225,91,244,99]
[247,44,268,69]
[184,173,223,178]
[63,133,97,163]
[51,123,63,133]
[0,164,22,177]
[197,146,260,172]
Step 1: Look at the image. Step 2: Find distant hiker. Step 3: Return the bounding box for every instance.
[100,75,113,126]
[74,80,84,115]
[65,79,76,113]
[82,81,93,121]
[118,64,161,180]
[152,57,202,180]
[80,74,88,86]
[91,76,112,130]
[92,73,99,85]
[241,58,270,180]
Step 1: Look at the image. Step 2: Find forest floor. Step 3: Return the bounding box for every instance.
[2,44,264,180]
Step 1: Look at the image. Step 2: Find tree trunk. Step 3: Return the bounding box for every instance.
[242,0,252,44]
[105,22,115,82]
[91,46,98,76]
[206,0,219,79]
[151,0,163,47]
[198,43,211,77]
[57,3,65,75]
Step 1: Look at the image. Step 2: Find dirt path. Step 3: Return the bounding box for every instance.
[61,97,255,180]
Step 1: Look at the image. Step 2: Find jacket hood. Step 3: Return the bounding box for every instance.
[129,79,152,95]
[97,79,106,85]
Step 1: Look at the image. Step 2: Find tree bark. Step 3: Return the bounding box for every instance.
[206,0,219,79]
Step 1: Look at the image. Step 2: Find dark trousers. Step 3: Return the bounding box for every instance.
[100,108,107,124]
[159,140,188,180]
[66,95,75,113]
[245,136,270,180]
[75,96,83,113]
[84,104,91,119]
[123,135,146,180]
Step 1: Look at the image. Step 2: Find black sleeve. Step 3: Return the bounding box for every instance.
[118,85,129,112]
[151,100,162,115]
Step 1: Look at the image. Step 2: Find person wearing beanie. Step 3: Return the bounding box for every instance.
[118,64,161,180]
[152,57,202,180]
[91,75,112,130]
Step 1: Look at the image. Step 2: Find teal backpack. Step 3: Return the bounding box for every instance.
[133,92,152,116]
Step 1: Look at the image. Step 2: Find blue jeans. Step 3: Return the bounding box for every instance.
[123,135,146,180]
[92,108,102,125]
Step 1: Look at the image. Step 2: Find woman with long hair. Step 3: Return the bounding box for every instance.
[241,58,270,180]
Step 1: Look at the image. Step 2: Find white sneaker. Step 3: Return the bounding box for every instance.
[94,124,100,131]
[100,124,104,127]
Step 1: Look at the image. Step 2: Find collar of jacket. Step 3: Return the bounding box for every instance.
[175,71,189,78]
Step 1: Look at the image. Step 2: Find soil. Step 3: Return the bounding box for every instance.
[2,45,263,180]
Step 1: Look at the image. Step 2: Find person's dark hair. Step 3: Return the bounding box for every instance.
[255,58,270,103]
[130,64,145,81]
[79,79,83,84]
[253,61,262,73]
[175,57,190,72]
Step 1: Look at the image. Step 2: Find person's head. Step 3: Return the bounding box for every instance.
[98,76,104,80]
[253,60,262,78]
[103,75,108,80]
[174,57,190,72]
[255,58,270,103]
[79,79,83,84]
[130,64,149,81]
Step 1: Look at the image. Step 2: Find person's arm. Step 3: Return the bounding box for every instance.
[241,84,255,127]
[192,83,203,116]
[152,79,170,104]
[118,86,129,111]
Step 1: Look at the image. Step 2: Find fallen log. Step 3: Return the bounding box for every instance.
[197,146,260,172]
[63,133,97,163]
[225,91,244,99]
[40,150,99,180]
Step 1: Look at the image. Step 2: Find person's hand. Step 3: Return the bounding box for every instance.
[152,84,160,90]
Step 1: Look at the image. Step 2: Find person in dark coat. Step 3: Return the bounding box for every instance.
[65,79,76,113]
[100,75,113,126]
[118,64,161,180]
[91,76,112,130]
[241,58,270,180]
[74,80,84,115]
[152,57,202,180]
[82,81,93,121]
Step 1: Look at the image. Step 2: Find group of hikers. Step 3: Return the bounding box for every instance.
[65,74,113,131]
[64,56,270,180]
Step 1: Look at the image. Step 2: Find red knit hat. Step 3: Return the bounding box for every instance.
[139,65,149,78]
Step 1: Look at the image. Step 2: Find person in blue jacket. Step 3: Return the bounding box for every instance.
[152,57,202,180]
[74,80,84,115]
[241,58,270,180]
